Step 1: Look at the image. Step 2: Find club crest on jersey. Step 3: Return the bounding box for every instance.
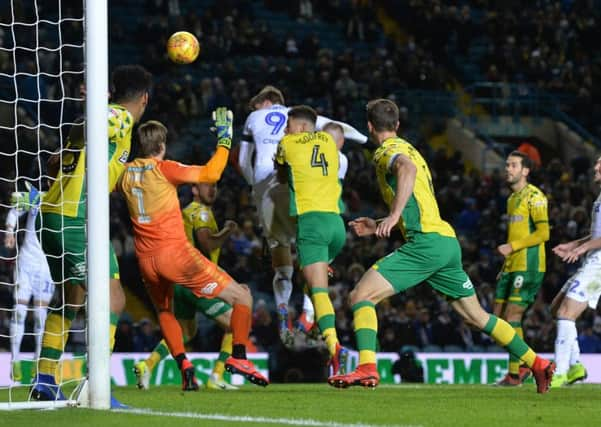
[201,282,218,295]
[118,150,129,163]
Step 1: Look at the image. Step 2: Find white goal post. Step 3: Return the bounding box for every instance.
[85,0,110,411]
[0,0,109,410]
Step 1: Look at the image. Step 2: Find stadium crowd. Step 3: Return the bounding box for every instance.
[2,0,601,369]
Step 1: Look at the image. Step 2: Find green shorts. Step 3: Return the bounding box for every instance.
[372,233,475,300]
[173,285,232,320]
[296,212,345,268]
[40,212,120,286]
[495,271,544,307]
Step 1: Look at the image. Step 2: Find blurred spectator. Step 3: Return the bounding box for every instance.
[392,348,424,383]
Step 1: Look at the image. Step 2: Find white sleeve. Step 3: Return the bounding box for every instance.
[315,115,368,144]
[238,140,255,185]
[238,114,256,185]
[338,152,348,180]
[5,207,24,231]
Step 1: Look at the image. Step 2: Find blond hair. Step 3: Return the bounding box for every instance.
[137,120,167,157]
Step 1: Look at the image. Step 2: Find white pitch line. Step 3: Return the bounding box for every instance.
[114,407,422,427]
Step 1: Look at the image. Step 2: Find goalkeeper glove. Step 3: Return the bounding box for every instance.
[212,107,233,150]
[10,183,41,211]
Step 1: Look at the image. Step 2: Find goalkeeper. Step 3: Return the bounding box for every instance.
[134,182,239,391]
[119,111,268,390]
[32,65,153,408]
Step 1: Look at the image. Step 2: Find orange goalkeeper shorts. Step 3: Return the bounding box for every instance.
[138,242,233,311]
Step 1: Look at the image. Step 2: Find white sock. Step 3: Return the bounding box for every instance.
[33,305,48,360]
[555,319,577,375]
[301,293,315,323]
[10,304,28,362]
[272,265,293,308]
[569,332,581,367]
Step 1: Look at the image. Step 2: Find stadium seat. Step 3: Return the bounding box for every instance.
[442,345,465,353]
[421,345,442,353]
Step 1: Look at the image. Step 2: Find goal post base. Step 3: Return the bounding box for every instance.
[0,399,78,411]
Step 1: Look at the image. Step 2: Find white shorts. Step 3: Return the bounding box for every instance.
[253,174,296,249]
[14,263,55,304]
[561,252,601,309]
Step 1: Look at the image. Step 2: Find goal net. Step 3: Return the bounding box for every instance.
[0,0,110,410]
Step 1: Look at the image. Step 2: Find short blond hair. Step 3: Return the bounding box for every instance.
[137,120,167,157]
[249,85,285,110]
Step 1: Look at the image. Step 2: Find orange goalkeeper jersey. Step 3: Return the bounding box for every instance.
[118,146,228,255]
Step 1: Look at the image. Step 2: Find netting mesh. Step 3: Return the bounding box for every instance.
[0,0,86,407]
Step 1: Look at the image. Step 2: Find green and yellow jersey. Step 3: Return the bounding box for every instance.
[275,131,341,216]
[504,184,548,273]
[182,201,220,264]
[373,137,455,239]
[42,104,134,220]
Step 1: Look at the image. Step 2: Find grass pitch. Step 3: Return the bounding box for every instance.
[3,383,600,427]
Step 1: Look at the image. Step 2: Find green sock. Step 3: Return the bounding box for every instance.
[508,321,523,375]
[484,315,536,367]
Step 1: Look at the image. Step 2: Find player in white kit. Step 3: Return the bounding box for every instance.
[549,155,601,387]
[238,86,365,346]
[4,184,55,382]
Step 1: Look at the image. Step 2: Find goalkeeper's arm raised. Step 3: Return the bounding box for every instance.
[161,107,233,184]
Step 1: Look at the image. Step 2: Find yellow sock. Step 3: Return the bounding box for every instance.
[39,313,72,376]
[311,287,338,356]
[146,339,170,371]
[213,332,233,376]
[109,312,120,352]
[353,302,377,365]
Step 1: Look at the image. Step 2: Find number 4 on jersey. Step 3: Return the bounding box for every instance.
[311,145,328,176]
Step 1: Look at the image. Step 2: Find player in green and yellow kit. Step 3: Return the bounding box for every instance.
[134,182,239,390]
[275,105,348,376]
[32,65,153,407]
[328,99,555,393]
[495,151,550,386]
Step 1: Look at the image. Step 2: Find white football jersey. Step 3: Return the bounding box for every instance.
[338,152,348,181]
[240,104,366,186]
[590,192,601,239]
[242,104,289,185]
[6,206,46,268]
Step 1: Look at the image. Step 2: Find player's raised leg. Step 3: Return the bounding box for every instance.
[452,295,555,393]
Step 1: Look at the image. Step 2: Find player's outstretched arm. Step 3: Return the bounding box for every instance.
[195,220,238,255]
[349,217,377,237]
[552,235,590,258]
[562,236,601,264]
[316,115,368,143]
[162,108,234,185]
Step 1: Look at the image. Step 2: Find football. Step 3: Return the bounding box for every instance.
[166,31,200,64]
